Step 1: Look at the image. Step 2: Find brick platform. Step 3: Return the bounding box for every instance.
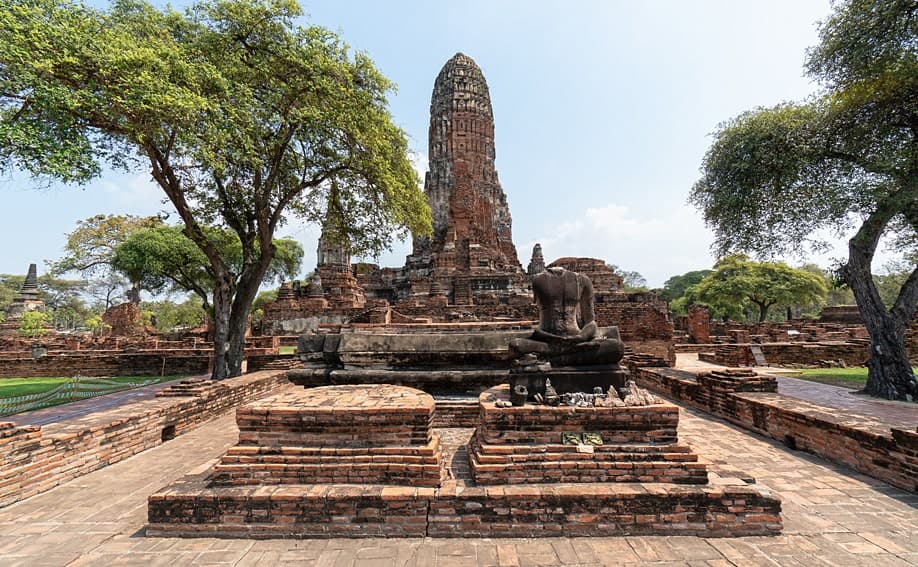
[148,385,781,538]
[634,362,918,492]
[148,477,780,538]
[212,385,444,487]
[469,385,707,485]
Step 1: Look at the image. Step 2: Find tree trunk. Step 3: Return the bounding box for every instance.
[753,300,771,322]
[846,235,918,402]
[217,259,275,379]
[863,320,916,400]
[210,277,234,380]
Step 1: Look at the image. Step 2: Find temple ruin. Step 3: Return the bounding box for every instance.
[261,53,673,361]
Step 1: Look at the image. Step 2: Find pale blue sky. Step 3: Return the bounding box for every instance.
[5,0,893,287]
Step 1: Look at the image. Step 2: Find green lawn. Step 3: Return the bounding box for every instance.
[795,367,918,389]
[0,375,186,399]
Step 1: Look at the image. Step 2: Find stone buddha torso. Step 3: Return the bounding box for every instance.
[532,267,597,341]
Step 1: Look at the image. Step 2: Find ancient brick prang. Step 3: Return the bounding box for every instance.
[407,53,522,286]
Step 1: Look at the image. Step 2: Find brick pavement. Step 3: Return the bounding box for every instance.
[675,353,917,428]
[6,375,199,427]
[0,385,915,566]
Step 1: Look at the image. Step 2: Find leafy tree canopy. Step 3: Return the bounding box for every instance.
[18,310,50,338]
[608,265,648,291]
[112,225,303,309]
[660,270,713,303]
[0,0,431,378]
[140,298,206,332]
[694,255,828,323]
[689,0,917,400]
[50,214,164,278]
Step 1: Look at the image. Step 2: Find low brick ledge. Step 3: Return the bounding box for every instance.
[632,366,918,492]
[0,370,289,509]
[147,477,781,538]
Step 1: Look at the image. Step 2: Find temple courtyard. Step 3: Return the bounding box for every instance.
[0,376,915,566]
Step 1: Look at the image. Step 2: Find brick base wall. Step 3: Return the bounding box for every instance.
[148,481,781,538]
[698,342,870,368]
[0,352,213,378]
[631,366,917,492]
[0,371,288,509]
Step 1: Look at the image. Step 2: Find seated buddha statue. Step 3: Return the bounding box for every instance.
[510,266,624,367]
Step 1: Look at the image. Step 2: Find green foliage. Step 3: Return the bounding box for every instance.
[139,298,206,332]
[660,270,713,303]
[691,0,916,261]
[250,288,278,325]
[85,314,110,336]
[608,265,648,292]
[50,214,164,278]
[50,214,164,306]
[694,255,828,322]
[869,259,914,310]
[0,0,431,378]
[0,274,96,329]
[660,270,714,316]
[689,0,917,399]
[112,225,303,305]
[18,310,50,338]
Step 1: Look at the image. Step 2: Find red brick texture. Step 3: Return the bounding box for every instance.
[468,385,707,485]
[211,385,445,488]
[632,366,917,492]
[0,371,288,509]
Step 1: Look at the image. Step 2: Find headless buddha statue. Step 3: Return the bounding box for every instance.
[511,266,624,367]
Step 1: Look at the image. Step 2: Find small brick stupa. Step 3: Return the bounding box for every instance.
[4,264,44,321]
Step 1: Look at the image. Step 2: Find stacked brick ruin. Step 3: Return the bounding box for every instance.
[210,385,444,488]
[149,381,782,538]
[468,385,708,485]
[0,336,283,378]
[0,264,46,335]
[675,304,918,367]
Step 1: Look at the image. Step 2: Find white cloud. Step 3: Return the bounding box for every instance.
[529,203,718,288]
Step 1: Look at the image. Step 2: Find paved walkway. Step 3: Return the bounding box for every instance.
[0,384,915,566]
[674,353,917,429]
[6,376,200,427]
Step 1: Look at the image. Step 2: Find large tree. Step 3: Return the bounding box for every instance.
[694,255,827,323]
[690,0,917,400]
[50,214,163,305]
[661,270,713,304]
[112,224,303,313]
[0,0,431,378]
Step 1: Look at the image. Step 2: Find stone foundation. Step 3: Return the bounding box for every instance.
[147,384,781,538]
[632,366,917,493]
[211,385,444,487]
[698,341,870,368]
[148,477,780,538]
[469,385,707,485]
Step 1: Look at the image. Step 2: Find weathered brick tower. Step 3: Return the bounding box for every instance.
[405,53,523,302]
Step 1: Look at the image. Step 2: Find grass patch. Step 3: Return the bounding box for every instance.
[278,345,297,355]
[795,367,918,389]
[0,375,186,399]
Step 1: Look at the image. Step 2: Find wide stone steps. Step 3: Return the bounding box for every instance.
[213,437,444,487]
[468,439,708,485]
